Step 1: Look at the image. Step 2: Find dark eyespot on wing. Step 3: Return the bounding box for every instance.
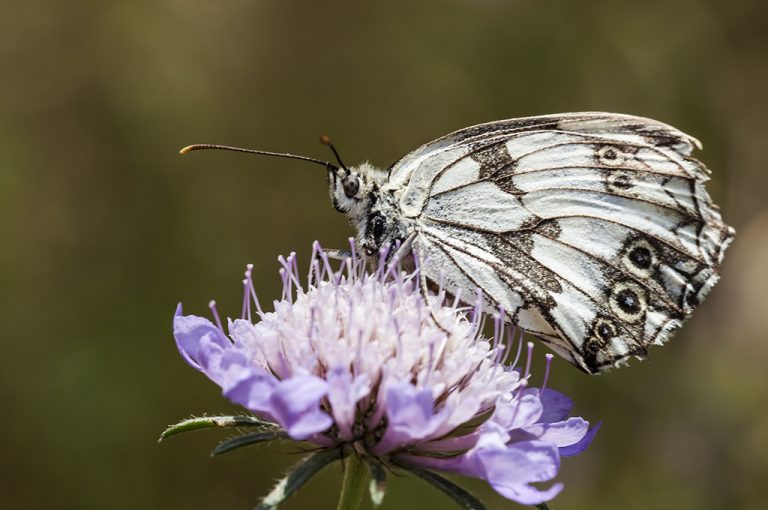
[629,246,653,269]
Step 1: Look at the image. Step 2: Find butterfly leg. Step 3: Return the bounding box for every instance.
[416,264,452,334]
[386,232,417,264]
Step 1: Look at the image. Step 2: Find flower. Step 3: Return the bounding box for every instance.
[166,241,599,508]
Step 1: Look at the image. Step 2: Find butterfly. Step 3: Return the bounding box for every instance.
[181,112,735,374]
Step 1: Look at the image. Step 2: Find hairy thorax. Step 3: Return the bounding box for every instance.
[328,162,412,257]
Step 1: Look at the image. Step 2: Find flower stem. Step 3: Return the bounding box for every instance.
[337,454,369,510]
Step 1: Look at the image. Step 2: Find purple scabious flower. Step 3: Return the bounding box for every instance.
[164,241,599,509]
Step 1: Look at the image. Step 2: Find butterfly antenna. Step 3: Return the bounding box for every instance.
[179,143,339,171]
[319,135,350,172]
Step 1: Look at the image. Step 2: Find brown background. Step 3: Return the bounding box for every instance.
[2,1,767,509]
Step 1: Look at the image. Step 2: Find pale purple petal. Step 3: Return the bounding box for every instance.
[449,433,563,505]
[224,372,277,412]
[489,392,543,430]
[481,441,563,504]
[524,417,590,448]
[430,390,484,439]
[222,372,333,438]
[475,437,560,482]
[538,388,574,423]
[376,382,443,452]
[395,446,564,506]
[268,375,332,439]
[494,481,564,506]
[326,367,370,440]
[281,408,333,439]
[560,421,602,457]
[173,309,230,371]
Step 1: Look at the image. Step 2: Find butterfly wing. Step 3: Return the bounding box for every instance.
[390,113,734,373]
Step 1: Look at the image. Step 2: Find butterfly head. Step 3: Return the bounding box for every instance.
[327,163,383,213]
[328,162,403,256]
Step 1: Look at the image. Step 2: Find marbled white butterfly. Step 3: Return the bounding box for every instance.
[181,112,735,374]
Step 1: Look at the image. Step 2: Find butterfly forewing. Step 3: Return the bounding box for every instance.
[391,113,734,373]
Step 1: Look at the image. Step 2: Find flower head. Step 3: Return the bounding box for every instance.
[168,241,598,507]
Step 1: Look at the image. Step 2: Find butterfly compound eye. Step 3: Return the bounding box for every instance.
[343,174,360,198]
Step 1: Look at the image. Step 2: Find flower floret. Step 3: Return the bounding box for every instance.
[171,243,598,506]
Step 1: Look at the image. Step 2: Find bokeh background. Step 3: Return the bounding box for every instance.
[2,0,767,509]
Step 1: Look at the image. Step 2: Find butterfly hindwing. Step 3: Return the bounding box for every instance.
[397,112,734,373]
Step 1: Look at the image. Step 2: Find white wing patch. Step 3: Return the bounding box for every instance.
[511,168,700,216]
[503,132,577,159]
[430,157,481,196]
[387,112,734,373]
[521,189,703,259]
[397,146,470,218]
[425,182,533,233]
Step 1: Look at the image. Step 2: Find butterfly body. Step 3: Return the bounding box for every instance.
[326,112,735,374]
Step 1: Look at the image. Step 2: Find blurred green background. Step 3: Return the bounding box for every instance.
[2,0,766,509]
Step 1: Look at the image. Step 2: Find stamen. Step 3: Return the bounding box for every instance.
[523,341,534,380]
[316,242,333,283]
[492,307,506,364]
[498,324,514,365]
[510,328,524,369]
[469,289,484,339]
[278,267,288,301]
[376,244,390,280]
[209,300,225,332]
[451,287,463,310]
[345,256,354,283]
[245,266,264,317]
[278,256,291,298]
[278,254,301,301]
[348,237,357,276]
[241,278,250,320]
[333,258,345,286]
[509,378,529,425]
[479,315,488,342]
[541,353,554,391]
[289,253,303,295]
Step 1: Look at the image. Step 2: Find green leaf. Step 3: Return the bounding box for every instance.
[367,460,387,507]
[211,430,286,456]
[405,466,487,510]
[256,448,345,510]
[535,504,552,510]
[158,415,277,442]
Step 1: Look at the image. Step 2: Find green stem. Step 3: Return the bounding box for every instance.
[337,454,369,510]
